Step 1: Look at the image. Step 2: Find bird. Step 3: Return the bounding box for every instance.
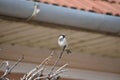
[58,34,71,54]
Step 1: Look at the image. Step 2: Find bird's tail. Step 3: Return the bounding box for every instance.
[65,48,71,54]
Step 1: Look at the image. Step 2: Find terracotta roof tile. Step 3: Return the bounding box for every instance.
[38,0,120,16]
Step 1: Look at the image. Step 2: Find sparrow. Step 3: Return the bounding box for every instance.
[58,34,71,54]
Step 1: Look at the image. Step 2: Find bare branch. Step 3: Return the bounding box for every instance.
[22,51,54,80]
[8,55,24,73]
[49,46,66,76]
[52,69,68,78]
[1,61,10,79]
[1,55,24,79]
[54,63,68,74]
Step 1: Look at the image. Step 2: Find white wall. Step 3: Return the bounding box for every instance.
[0,60,120,80]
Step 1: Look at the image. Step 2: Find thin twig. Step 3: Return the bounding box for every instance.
[8,55,24,73]
[24,68,37,80]
[22,51,54,80]
[49,46,66,76]
[52,69,68,78]
[28,67,44,80]
[1,61,10,79]
[0,61,5,69]
[1,55,24,78]
[37,50,54,68]
[54,63,68,74]
[50,64,68,78]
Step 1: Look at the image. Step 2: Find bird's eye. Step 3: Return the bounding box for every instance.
[62,35,65,38]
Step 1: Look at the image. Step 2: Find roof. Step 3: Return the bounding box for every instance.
[38,0,120,17]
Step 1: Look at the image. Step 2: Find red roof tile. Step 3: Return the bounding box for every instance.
[37,0,120,17]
